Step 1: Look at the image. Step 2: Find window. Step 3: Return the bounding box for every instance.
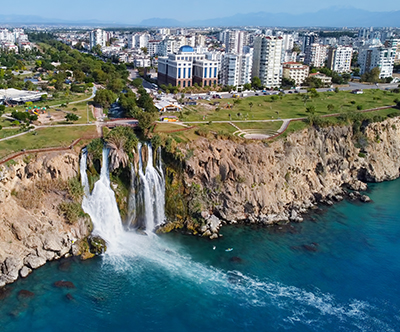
[178,68,181,78]
[188,81,191,87]
[214,67,217,78]
[188,68,191,78]
[183,81,186,88]
[183,68,186,78]
[204,68,207,78]
[209,67,212,78]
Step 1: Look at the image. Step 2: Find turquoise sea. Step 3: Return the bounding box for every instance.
[1,179,400,331]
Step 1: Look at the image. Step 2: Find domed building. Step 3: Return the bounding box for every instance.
[158,45,218,88]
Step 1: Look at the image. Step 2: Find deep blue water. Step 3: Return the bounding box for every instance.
[1,180,400,331]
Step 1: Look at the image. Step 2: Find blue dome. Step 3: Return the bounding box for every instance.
[179,45,194,52]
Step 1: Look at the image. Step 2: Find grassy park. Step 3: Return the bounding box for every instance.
[0,126,97,159]
[179,89,398,122]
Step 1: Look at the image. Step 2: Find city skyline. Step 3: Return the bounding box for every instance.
[0,1,400,25]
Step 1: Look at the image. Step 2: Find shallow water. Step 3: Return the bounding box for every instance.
[1,180,400,331]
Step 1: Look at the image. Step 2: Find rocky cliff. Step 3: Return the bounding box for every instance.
[0,152,91,288]
[179,118,400,234]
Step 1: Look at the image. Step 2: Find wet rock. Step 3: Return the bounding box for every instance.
[66,293,74,301]
[88,236,107,255]
[2,257,24,283]
[302,243,318,252]
[24,254,46,270]
[17,290,34,299]
[360,195,371,203]
[202,230,212,237]
[19,266,32,278]
[229,256,243,263]
[54,280,76,289]
[208,215,221,234]
[58,260,72,272]
[209,233,218,240]
[0,287,12,300]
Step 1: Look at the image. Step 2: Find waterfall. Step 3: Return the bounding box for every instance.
[81,148,124,246]
[80,148,90,197]
[81,142,165,241]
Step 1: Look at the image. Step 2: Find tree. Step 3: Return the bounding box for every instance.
[334,87,340,93]
[132,78,142,88]
[360,67,380,83]
[248,102,253,111]
[302,94,310,106]
[136,110,158,134]
[306,105,316,114]
[251,76,262,90]
[40,94,48,102]
[65,113,79,121]
[94,89,117,108]
[292,43,301,53]
[243,83,252,91]
[327,104,335,112]
[141,47,148,55]
[0,105,5,115]
[73,69,85,82]
[282,77,296,88]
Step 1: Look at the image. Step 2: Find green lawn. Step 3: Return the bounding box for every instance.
[154,122,188,133]
[0,126,97,159]
[235,121,283,131]
[182,90,398,122]
[0,129,25,139]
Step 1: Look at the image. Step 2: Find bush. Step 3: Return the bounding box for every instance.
[358,152,366,158]
[58,201,82,224]
[357,105,363,110]
[195,127,209,137]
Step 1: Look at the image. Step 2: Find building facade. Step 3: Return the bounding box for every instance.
[89,29,108,49]
[282,62,309,85]
[221,53,253,87]
[327,46,353,73]
[304,43,327,68]
[158,46,218,88]
[252,35,283,88]
[358,43,396,78]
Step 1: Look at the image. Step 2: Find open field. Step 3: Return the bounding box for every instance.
[181,90,398,122]
[0,129,24,139]
[0,126,97,159]
[235,121,283,131]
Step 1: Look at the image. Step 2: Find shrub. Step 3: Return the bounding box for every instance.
[195,127,209,137]
[58,201,82,224]
[357,105,363,110]
[358,152,366,158]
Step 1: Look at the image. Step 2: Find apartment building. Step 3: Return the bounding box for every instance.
[89,29,108,49]
[158,46,218,88]
[282,62,309,85]
[221,53,253,87]
[385,38,400,64]
[147,40,162,57]
[304,43,327,68]
[358,43,396,78]
[219,30,247,54]
[327,46,353,73]
[252,35,283,88]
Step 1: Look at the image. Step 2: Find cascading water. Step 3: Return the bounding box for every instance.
[80,149,90,197]
[81,148,124,247]
[128,142,165,233]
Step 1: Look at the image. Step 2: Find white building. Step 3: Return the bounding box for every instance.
[221,53,253,87]
[148,40,162,57]
[327,46,353,73]
[252,35,283,88]
[304,43,327,68]
[358,41,396,78]
[158,46,218,88]
[282,62,309,86]
[219,30,247,54]
[89,29,108,49]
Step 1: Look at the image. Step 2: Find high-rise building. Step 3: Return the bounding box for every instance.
[327,46,353,73]
[158,46,218,88]
[252,35,283,88]
[385,38,400,64]
[221,53,253,87]
[304,43,327,68]
[148,40,162,57]
[358,41,396,78]
[219,30,247,54]
[89,29,108,49]
[302,33,318,52]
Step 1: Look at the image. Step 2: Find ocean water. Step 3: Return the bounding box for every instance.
[1,180,400,331]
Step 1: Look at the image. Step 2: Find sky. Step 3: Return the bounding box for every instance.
[1,0,399,23]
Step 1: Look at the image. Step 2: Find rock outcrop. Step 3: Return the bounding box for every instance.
[180,118,400,227]
[0,151,91,288]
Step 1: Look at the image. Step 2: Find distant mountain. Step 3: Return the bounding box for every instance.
[0,14,114,26]
[140,18,183,27]
[140,7,400,27]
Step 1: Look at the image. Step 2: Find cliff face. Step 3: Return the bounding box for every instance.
[0,152,91,287]
[181,118,400,225]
